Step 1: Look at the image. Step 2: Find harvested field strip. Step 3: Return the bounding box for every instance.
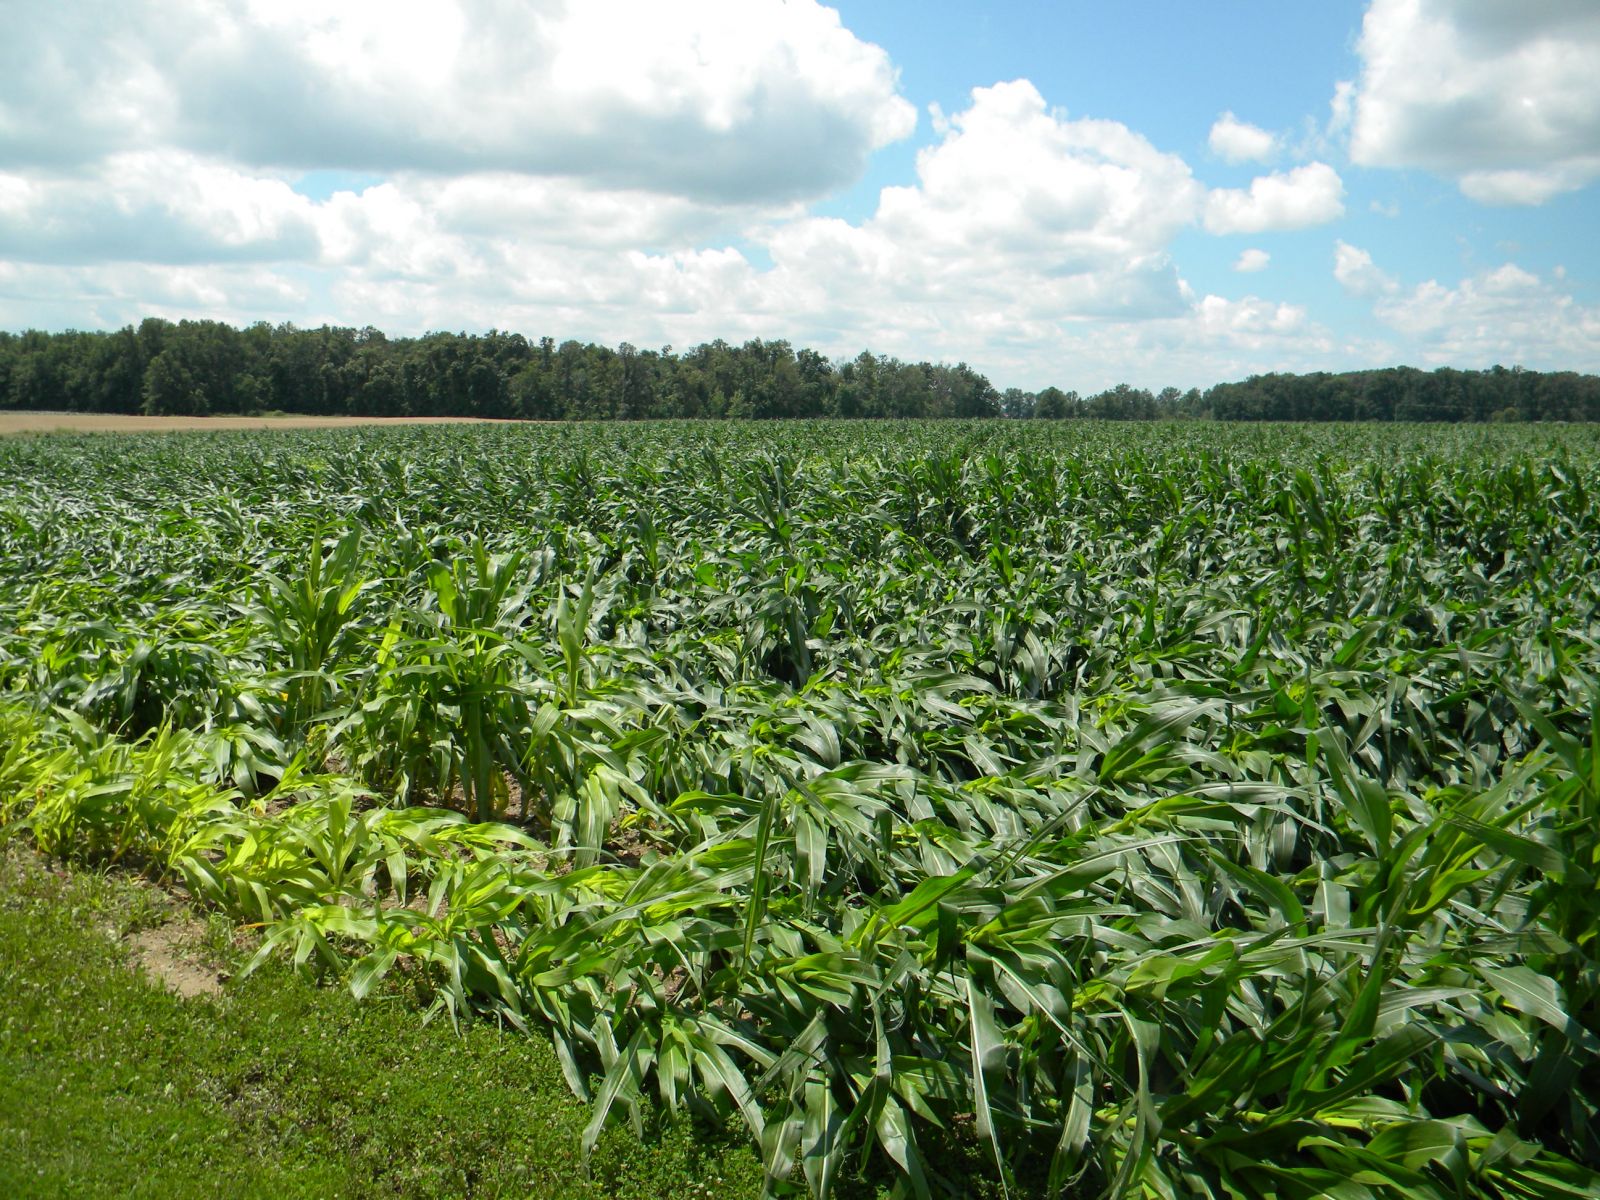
[0,411,515,436]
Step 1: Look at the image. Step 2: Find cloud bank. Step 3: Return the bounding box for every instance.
[1348,0,1600,204]
[0,1,1596,388]
[0,0,916,204]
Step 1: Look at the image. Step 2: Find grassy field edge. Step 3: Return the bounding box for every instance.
[0,845,770,1200]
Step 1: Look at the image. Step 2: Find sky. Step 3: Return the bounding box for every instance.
[1,0,1598,392]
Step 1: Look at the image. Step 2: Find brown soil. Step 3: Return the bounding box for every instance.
[128,916,227,999]
[4,845,230,999]
[0,412,520,437]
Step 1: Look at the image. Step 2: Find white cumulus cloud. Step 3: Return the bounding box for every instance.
[1195,294,1312,342]
[1233,249,1270,273]
[1457,165,1600,207]
[1333,240,1398,298]
[752,80,1206,332]
[1208,112,1278,164]
[1327,246,1600,372]
[1204,163,1345,234]
[1327,81,1355,139]
[1348,0,1600,204]
[1373,263,1600,369]
[0,79,1262,390]
[0,153,321,265]
[0,0,915,204]
[0,261,312,331]
[306,79,1211,352]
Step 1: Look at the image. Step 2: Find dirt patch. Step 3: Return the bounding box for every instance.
[0,411,521,437]
[129,918,227,1000]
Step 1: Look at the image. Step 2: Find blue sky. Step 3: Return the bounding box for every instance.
[829,0,1600,382]
[827,1,1363,209]
[1,0,1597,391]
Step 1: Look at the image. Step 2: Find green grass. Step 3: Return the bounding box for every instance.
[0,848,767,1200]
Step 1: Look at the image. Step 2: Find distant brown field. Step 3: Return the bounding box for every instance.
[0,412,512,436]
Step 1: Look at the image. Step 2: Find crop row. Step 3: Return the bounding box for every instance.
[2,420,1598,1198]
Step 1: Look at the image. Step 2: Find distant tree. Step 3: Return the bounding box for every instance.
[1001,387,1034,419]
[834,352,878,418]
[141,350,206,415]
[795,348,835,417]
[1034,387,1073,419]
[1086,383,1154,420]
[6,319,1597,425]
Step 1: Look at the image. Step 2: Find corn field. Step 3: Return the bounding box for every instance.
[2,419,1599,1198]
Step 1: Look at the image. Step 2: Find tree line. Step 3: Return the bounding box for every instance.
[1,319,1596,422]
[0,321,998,421]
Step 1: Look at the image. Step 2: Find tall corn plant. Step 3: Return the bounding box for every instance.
[335,539,541,822]
[246,526,376,748]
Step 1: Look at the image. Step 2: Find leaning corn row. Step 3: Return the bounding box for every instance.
[2,419,1599,1198]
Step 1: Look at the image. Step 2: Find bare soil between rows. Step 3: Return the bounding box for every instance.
[130,918,226,999]
[0,412,520,436]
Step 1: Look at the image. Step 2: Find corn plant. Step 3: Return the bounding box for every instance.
[3,420,1600,1198]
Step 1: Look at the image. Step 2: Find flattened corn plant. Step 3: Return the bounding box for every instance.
[2,420,1600,1198]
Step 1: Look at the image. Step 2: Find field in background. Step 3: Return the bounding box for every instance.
[2,419,1598,1199]
[0,411,508,435]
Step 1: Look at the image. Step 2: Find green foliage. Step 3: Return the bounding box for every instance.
[5,320,1599,421]
[3,419,1600,1198]
[0,322,1007,420]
